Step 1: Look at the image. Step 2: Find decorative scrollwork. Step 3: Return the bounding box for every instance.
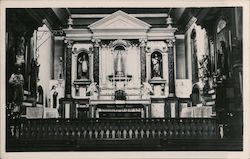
[92,39,101,47]
[139,39,147,47]
[166,39,175,48]
[109,39,131,48]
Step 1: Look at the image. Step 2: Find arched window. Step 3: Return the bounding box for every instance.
[77,52,89,79]
[151,51,163,79]
[191,29,199,83]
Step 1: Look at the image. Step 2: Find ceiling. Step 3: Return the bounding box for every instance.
[7,8,200,32]
[51,8,188,29]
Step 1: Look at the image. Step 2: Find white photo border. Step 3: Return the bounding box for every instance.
[0,0,249,159]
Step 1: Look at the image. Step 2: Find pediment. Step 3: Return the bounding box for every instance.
[88,10,151,30]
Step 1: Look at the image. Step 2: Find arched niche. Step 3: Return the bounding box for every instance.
[37,85,43,104]
[146,44,169,97]
[77,52,89,80]
[151,51,163,79]
[114,45,126,77]
[191,84,201,106]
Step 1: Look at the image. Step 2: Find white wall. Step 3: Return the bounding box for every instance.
[36,24,54,107]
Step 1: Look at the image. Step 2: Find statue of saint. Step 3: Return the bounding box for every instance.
[141,82,154,99]
[50,85,58,108]
[77,54,88,79]
[116,50,124,76]
[86,82,98,99]
[16,36,25,65]
[151,54,162,78]
[9,65,24,106]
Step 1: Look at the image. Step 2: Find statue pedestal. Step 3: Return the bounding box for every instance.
[73,79,91,98]
[149,78,167,97]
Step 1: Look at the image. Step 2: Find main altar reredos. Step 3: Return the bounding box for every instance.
[59,10,190,119]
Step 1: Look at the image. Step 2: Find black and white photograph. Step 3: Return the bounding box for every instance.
[0,0,249,159]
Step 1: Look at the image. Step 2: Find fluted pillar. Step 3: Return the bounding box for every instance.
[92,39,100,84]
[167,39,176,97]
[64,40,73,98]
[139,39,147,82]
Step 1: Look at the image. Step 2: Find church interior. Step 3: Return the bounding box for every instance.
[5,7,243,151]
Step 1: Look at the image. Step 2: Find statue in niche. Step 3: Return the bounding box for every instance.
[151,52,162,78]
[50,85,58,108]
[114,46,125,77]
[9,65,24,106]
[116,50,124,76]
[16,36,26,65]
[37,86,43,104]
[141,82,154,99]
[77,53,89,79]
[86,82,98,99]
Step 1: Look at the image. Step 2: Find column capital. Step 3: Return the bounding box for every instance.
[166,39,175,48]
[64,40,73,49]
[139,38,147,47]
[92,38,101,47]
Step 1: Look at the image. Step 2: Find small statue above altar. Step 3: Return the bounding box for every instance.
[141,82,154,99]
[77,53,89,79]
[86,82,98,99]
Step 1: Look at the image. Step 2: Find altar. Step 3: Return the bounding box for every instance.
[59,10,192,119]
